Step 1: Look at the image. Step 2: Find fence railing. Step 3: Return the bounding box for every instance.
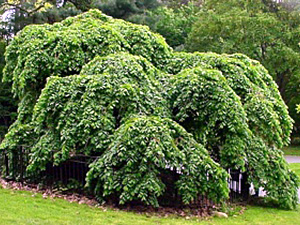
[41,155,96,186]
[0,146,29,182]
[228,169,249,202]
[1,149,250,206]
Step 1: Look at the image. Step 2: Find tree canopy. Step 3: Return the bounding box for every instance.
[128,3,200,49]
[186,0,300,131]
[0,9,298,209]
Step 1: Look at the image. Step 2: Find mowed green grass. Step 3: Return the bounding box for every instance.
[283,146,300,156]
[0,163,300,225]
[289,163,300,176]
[1,187,300,225]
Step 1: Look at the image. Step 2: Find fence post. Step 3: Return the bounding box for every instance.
[4,152,9,177]
[241,172,250,201]
[20,146,24,183]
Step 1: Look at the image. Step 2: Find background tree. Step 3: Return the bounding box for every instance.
[94,0,160,19]
[129,2,200,49]
[277,0,300,11]
[0,39,16,141]
[0,1,82,37]
[186,0,300,132]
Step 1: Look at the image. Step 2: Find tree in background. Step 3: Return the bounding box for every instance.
[129,2,200,49]
[0,39,16,141]
[277,0,300,11]
[0,1,82,37]
[0,0,161,39]
[186,0,300,132]
[94,0,160,19]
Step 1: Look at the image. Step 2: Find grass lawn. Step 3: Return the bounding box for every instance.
[0,189,299,224]
[0,163,300,225]
[1,187,300,225]
[289,163,300,176]
[283,146,300,156]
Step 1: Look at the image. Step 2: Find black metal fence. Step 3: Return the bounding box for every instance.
[228,169,249,202]
[0,149,250,206]
[40,155,97,186]
[0,147,29,182]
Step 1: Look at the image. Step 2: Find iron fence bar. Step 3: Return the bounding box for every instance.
[4,153,9,177]
[1,147,250,207]
[20,146,24,183]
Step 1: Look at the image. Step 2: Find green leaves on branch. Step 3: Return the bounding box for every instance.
[28,53,169,168]
[165,52,297,209]
[246,138,299,210]
[3,9,171,99]
[169,67,249,169]
[87,116,229,207]
[166,52,293,148]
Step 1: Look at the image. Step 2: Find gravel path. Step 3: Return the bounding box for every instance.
[285,155,300,163]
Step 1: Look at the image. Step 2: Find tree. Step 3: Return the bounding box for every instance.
[0,0,162,41]
[93,0,160,19]
[0,0,91,15]
[0,1,82,38]
[129,3,200,49]
[0,0,161,142]
[0,9,298,209]
[0,39,16,141]
[186,0,300,131]
[277,0,300,11]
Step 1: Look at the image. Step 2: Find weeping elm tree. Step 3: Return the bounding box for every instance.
[0,9,298,209]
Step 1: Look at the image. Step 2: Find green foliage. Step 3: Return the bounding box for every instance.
[3,9,171,100]
[166,52,293,148]
[87,116,229,206]
[168,67,249,168]
[202,0,275,13]
[27,53,169,171]
[0,9,298,209]
[129,3,200,48]
[186,0,300,131]
[164,52,298,209]
[94,0,160,19]
[0,40,17,141]
[0,0,162,42]
[246,138,299,210]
